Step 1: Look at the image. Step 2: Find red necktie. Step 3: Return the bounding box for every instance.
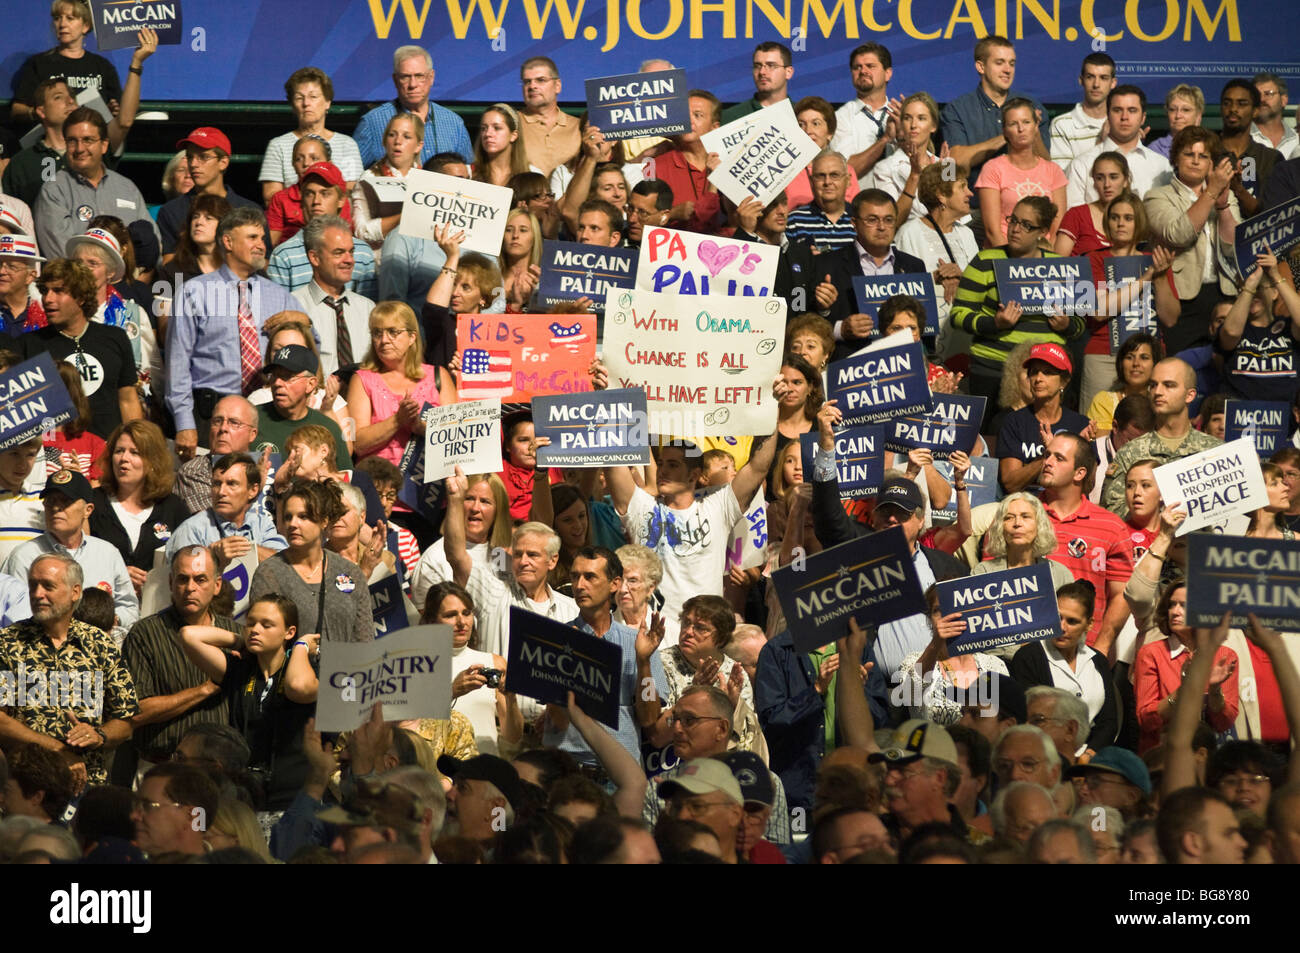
[237,280,260,396]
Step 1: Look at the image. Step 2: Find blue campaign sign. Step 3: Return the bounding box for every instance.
[0,353,74,451]
[506,607,622,729]
[1105,254,1156,353]
[534,388,650,468]
[538,241,638,310]
[1234,197,1300,278]
[992,256,1092,317]
[886,394,986,459]
[828,335,933,426]
[938,563,1061,656]
[585,69,689,140]
[91,0,184,51]
[396,403,441,521]
[799,425,885,499]
[1225,400,1291,457]
[1187,534,1300,630]
[370,573,409,638]
[852,274,940,338]
[931,457,1001,526]
[772,526,925,653]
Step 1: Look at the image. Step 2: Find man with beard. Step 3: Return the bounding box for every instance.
[1251,73,1298,159]
[1216,79,1285,216]
[831,43,900,181]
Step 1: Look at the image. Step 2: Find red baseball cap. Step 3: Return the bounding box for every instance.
[300,161,345,190]
[1027,342,1072,374]
[176,127,232,155]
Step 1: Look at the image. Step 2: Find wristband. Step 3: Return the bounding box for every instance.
[442,267,457,276]
[953,483,967,491]
[1147,550,1166,562]
[129,66,142,75]
[93,725,108,746]
[902,191,915,200]
[294,640,311,649]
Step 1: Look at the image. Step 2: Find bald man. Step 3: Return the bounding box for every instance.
[1100,358,1223,516]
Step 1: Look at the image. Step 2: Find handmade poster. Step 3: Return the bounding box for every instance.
[456,313,595,404]
[886,394,985,459]
[585,68,689,139]
[0,353,74,450]
[938,564,1062,655]
[604,288,784,436]
[1234,197,1300,278]
[1187,534,1300,630]
[1225,400,1290,456]
[506,608,621,729]
[534,389,650,467]
[1105,254,1156,353]
[1152,438,1269,536]
[725,486,768,571]
[852,274,940,337]
[538,240,637,309]
[992,256,1092,316]
[799,426,885,499]
[399,170,512,256]
[92,0,184,50]
[423,399,502,483]
[316,625,453,731]
[635,225,779,297]
[701,100,820,207]
[827,331,933,426]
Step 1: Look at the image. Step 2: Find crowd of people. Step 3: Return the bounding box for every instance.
[0,0,1299,866]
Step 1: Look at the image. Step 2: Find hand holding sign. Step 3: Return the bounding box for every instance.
[933,612,968,642]
[995,300,1024,330]
[433,223,468,259]
[845,313,875,338]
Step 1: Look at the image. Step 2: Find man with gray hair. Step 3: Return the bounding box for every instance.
[166,206,303,459]
[1025,685,1092,764]
[173,395,261,515]
[992,723,1063,792]
[267,165,377,299]
[868,718,990,844]
[785,149,856,254]
[1028,818,1098,863]
[383,765,447,863]
[299,213,374,377]
[0,552,139,788]
[354,46,472,168]
[990,780,1057,843]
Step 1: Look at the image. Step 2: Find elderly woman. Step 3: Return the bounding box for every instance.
[784,314,834,381]
[975,492,1074,590]
[326,481,394,584]
[473,103,533,187]
[351,112,423,263]
[260,67,363,204]
[784,96,861,209]
[419,224,501,371]
[89,420,189,593]
[249,479,375,643]
[613,545,679,648]
[1149,84,1205,159]
[976,98,1067,246]
[1010,581,1120,755]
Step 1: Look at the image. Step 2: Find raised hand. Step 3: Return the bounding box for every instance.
[432,223,468,258]
[635,611,666,664]
[816,398,842,450]
[994,300,1023,330]
[445,464,469,498]
[814,274,838,311]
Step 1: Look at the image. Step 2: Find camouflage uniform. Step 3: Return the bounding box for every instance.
[1099,428,1224,519]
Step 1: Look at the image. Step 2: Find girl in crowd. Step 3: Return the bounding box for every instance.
[206,799,276,861]
[90,420,189,595]
[1054,152,1131,256]
[250,479,375,643]
[787,96,860,209]
[180,593,319,811]
[44,361,104,482]
[352,112,423,262]
[410,472,512,611]
[1085,334,1163,437]
[976,98,1067,246]
[866,92,944,223]
[776,354,823,444]
[508,171,562,240]
[260,66,363,204]
[265,135,336,247]
[499,207,542,312]
[473,103,533,187]
[1123,460,1164,557]
[1246,462,1295,540]
[501,410,561,521]
[1009,581,1119,755]
[554,117,642,233]
[167,193,231,279]
[532,481,591,595]
[764,440,822,639]
[422,580,522,756]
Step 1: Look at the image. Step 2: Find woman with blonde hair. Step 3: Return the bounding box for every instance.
[499,207,543,312]
[1247,462,1295,540]
[473,103,532,187]
[866,91,946,222]
[206,798,275,861]
[411,472,512,611]
[974,492,1073,589]
[352,111,424,261]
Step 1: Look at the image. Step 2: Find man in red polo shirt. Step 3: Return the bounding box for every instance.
[1039,432,1133,657]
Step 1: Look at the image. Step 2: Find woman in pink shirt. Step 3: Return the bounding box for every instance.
[976,99,1067,247]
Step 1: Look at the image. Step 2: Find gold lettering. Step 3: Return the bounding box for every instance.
[860,0,891,32]
[1081,0,1123,41]
[898,0,940,38]
[801,0,858,38]
[443,0,511,38]
[1125,0,1178,41]
[522,0,587,37]
[944,0,988,38]
[691,0,738,38]
[1184,0,1241,41]
[1016,0,1059,38]
[367,0,434,38]
[746,0,790,36]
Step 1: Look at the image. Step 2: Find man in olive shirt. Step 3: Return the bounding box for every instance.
[254,343,352,466]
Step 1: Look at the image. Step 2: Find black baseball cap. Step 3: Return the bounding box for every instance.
[436,754,523,809]
[41,468,93,505]
[877,477,924,513]
[263,343,319,377]
[720,750,775,807]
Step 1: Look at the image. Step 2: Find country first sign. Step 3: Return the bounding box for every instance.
[399,170,512,257]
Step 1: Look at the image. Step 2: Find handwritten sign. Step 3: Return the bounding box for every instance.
[456,313,595,404]
[538,240,637,310]
[938,564,1061,655]
[932,456,1001,526]
[852,274,940,338]
[534,389,650,468]
[725,486,767,571]
[799,426,885,498]
[828,331,933,426]
[1187,534,1300,629]
[398,170,512,256]
[316,625,452,732]
[91,0,184,50]
[370,572,411,637]
[506,607,621,729]
[1235,196,1300,278]
[635,225,779,297]
[1105,254,1156,353]
[1152,438,1268,536]
[423,398,502,483]
[701,100,820,207]
[886,394,986,459]
[0,353,74,450]
[992,256,1092,316]
[585,68,689,140]
[604,288,784,436]
[772,526,926,652]
[1225,400,1290,456]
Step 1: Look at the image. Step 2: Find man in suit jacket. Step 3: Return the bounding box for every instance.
[733,192,835,317]
[822,189,927,358]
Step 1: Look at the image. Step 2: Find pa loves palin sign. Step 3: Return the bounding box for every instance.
[635,226,779,298]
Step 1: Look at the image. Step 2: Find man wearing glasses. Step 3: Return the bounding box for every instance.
[174,396,261,515]
[253,344,352,467]
[785,151,858,255]
[134,762,220,857]
[658,758,747,863]
[518,57,580,176]
[156,126,260,256]
[354,46,472,168]
[723,42,794,125]
[1068,745,1151,822]
[869,718,990,844]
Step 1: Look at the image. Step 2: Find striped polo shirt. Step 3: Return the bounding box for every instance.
[785,202,856,254]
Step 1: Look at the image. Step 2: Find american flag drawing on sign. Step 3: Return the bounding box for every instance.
[461,348,514,399]
[549,321,590,352]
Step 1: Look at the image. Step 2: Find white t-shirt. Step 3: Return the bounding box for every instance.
[451,644,500,756]
[411,538,492,613]
[110,501,153,550]
[259,130,365,185]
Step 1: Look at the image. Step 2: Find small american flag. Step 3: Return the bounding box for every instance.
[549,321,589,352]
[461,348,514,399]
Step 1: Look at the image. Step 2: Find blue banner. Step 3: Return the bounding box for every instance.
[799,425,884,499]
[91,0,184,51]
[506,607,621,729]
[772,525,925,653]
[370,573,410,637]
[585,68,689,140]
[534,387,651,467]
[938,563,1061,655]
[1225,400,1290,456]
[886,393,985,459]
[1187,534,1300,630]
[1105,254,1156,354]
[852,274,939,338]
[828,336,932,426]
[0,353,75,451]
[993,256,1092,317]
[932,456,1001,526]
[396,403,441,521]
[1234,197,1300,278]
[538,240,638,310]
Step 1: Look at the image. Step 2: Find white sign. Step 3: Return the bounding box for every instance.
[635,225,779,297]
[604,288,785,437]
[398,170,512,256]
[701,100,820,207]
[316,624,453,732]
[362,175,408,214]
[1153,438,1268,536]
[423,399,502,483]
[726,486,768,570]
